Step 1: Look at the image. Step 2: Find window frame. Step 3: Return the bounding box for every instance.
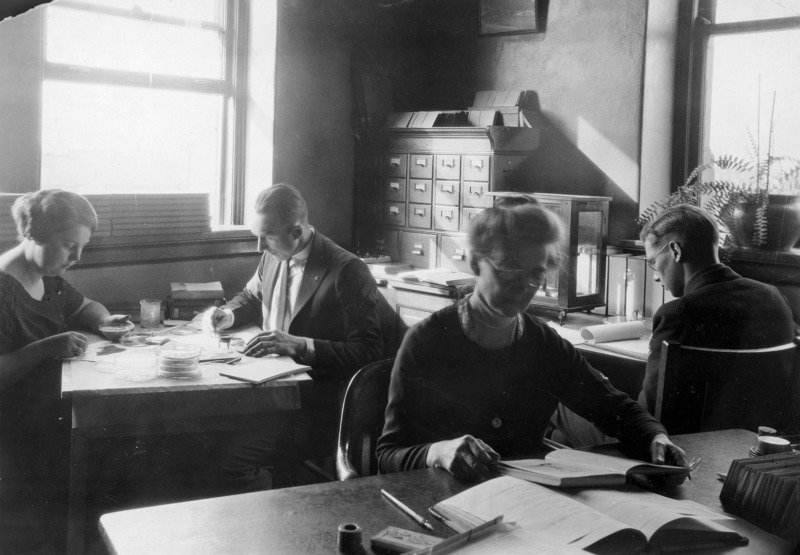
[671,0,800,188]
[39,0,251,231]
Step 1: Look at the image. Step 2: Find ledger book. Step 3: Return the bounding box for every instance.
[430,476,746,553]
[496,449,691,487]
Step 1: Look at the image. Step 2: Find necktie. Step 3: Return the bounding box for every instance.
[269,260,291,331]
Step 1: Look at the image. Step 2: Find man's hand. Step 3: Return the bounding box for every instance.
[649,433,688,467]
[244,329,306,358]
[202,307,234,333]
[425,435,500,481]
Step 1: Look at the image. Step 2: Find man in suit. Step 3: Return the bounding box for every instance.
[551,204,795,445]
[204,183,383,490]
[637,204,795,412]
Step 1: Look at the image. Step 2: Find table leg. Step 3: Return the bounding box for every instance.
[66,427,89,555]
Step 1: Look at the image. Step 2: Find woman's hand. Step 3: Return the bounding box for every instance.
[243,329,305,358]
[44,331,88,359]
[649,433,688,467]
[426,435,500,481]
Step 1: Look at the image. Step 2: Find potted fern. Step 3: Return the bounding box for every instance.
[638,128,800,252]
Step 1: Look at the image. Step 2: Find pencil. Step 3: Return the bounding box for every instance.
[381,489,434,531]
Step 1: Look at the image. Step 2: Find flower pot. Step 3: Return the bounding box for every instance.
[727,194,800,250]
[764,194,800,250]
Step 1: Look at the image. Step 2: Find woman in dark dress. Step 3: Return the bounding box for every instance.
[0,189,128,552]
[376,200,689,480]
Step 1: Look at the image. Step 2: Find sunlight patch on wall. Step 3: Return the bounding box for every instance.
[577,116,639,202]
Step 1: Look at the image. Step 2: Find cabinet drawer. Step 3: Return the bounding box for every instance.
[439,235,471,274]
[461,207,484,231]
[462,182,492,208]
[383,202,407,227]
[434,205,459,232]
[435,154,461,180]
[408,179,432,204]
[409,154,433,179]
[382,177,407,202]
[434,180,459,206]
[382,154,407,177]
[407,203,432,229]
[374,229,399,261]
[462,155,490,182]
[399,231,437,268]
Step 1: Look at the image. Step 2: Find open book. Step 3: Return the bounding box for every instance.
[430,476,747,553]
[218,356,310,385]
[496,449,690,487]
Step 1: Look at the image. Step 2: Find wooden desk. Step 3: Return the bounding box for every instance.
[99,429,792,554]
[62,341,311,554]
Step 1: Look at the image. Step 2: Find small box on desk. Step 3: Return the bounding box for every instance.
[168,281,225,320]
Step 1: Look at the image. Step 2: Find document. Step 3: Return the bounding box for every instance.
[579,320,650,361]
[431,476,747,553]
[495,449,690,488]
[219,356,310,385]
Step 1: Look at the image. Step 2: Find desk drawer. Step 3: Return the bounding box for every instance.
[409,154,433,179]
[434,180,459,206]
[461,207,484,231]
[439,235,471,273]
[399,231,436,268]
[383,202,407,227]
[434,205,459,232]
[435,154,461,180]
[462,155,490,182]
[407,203,432,229]
[382,154,407,177]
[382,177,406,202]
[408,179,432,204]
[462,182,492,208]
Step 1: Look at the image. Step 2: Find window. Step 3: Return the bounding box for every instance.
[40,0,248,227]
[675,0,800,181]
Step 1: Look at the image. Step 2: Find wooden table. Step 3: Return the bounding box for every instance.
[62,331,311,554]
[99,429,792,554]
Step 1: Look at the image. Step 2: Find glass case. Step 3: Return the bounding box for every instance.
[489,192,611,324]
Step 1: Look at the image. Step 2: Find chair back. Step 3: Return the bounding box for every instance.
[655,338,799,434]
[335,358,394,480]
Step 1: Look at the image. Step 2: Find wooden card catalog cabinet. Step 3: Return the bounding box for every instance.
[355,126,540,268]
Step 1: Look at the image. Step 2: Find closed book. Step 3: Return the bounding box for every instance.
[170,281,225,300]
[496,449,690,487]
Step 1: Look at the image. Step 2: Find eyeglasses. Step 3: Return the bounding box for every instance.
[485,257,547,287]
[646,242,670,270]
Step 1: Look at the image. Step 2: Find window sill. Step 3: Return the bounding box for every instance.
[76,226,258,268]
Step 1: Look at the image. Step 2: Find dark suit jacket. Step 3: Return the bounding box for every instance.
[639,264,795,412]
[225,231,383,386]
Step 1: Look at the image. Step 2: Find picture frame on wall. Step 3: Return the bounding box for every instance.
[479,0,539,36]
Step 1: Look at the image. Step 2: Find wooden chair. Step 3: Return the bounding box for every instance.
[655,338,799,435]
[335,358,394,481]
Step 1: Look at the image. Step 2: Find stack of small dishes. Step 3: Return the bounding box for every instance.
[157,342,201,378]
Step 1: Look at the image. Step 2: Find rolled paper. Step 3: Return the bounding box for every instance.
[580,320,647,343]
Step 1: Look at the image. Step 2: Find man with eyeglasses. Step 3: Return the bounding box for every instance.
[636,204,795,413]
[551,204,795,447]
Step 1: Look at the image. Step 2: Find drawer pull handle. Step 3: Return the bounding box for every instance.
[388,181,400,190]
[441,158,456,168]
[414,183,427,192]
[468,212,478,219]
[470,187,484,196]
[452,253,466,261]
[414,158,428,167]
[388,206,399,215]
[412,249,424,256]
[389,157,401,167]
[413,243,423,249]
[414,208,427,217]
[440,210,454,220]
[441,184,455,194]
[469,159,485,170]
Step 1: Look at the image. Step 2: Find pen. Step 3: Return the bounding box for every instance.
[381,489,434,531]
